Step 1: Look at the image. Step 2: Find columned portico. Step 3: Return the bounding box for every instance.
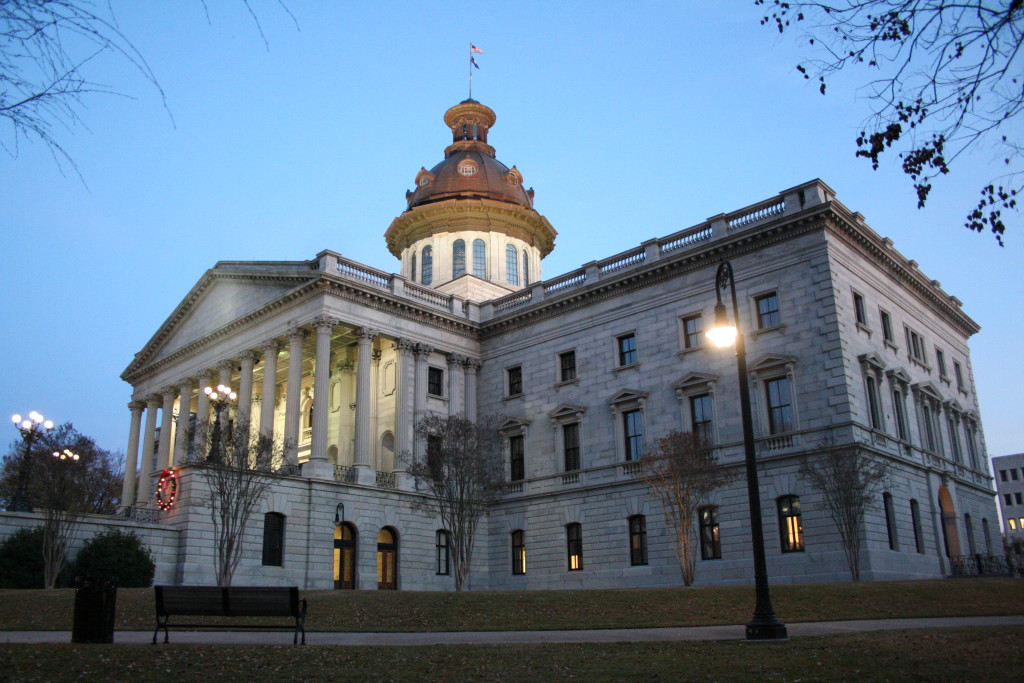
[412,343,433,460]
[259,341,280,440]
[194,370,212,457]
[157,388,176,471]
[136,396,160,505]
[284,329,306,466]
[447,353,466,416]
[353,327,380,484]
[121,401,144,508]
[237,350,258,434]
[173,379,192,464]
[464,358,481,421]
[305,316,338,479]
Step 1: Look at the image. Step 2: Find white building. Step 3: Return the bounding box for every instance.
[112,99,999,589]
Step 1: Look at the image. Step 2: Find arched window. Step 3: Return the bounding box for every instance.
[506,244,519,286]
[777,495,804,553]
[628,515,647,566]
[452,239,466,279]
[410,253,417,283]
[436,530,450,575]
[522,249,530,286]
[511,530,526,575]
[421,246,433,285]
[566,522,583,570]
[473,239,486,277]
[334,522,357,589]
[377,527,398,590]
[262,512,285,566]
[380,431,395,472]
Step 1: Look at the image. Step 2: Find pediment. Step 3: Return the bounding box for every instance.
[858,352,886,371]
[123,265,318,379]
[912,381,943,401]
[607,389,649,406]
[548,404,586,421]
[748,353,797,373]
[499,417,532,432]
[944,398,965,413]
[672,372,718,391]
[885,367,913,385]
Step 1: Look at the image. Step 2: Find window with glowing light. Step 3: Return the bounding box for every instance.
[699,506,721,560]
[777,495,804,553]
[628,515,648,566]
[511,530,526,575]
[566,523,583,571]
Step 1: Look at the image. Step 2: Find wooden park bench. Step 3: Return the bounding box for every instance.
[153,585,307,644]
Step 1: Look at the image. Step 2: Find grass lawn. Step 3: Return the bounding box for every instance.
[1,627,1022,681]
[0,577,1021,632]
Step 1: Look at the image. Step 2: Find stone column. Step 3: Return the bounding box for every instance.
[305,316,337,480]
[217,360,234,450]
[236,350,258,436]
[463,358,481,421]
[121,401,145,509]
[157,388,176,471]
[392,338,417,489]
[353,327,380,484]
[136,396,161,505]
[218,360,233,389]
[334,359,355,464]
[173,378,192,464]
[370,349,382,468]
[447,353,466,416]
[259,340,280,440]
[284,328,307,466]
[194,370,212,458]
[413,343,434,459]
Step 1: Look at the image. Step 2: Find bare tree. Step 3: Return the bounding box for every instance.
[187,426,283,586]
[756,0,1024,243]
[797,446,890,581]
[401,414,505,591]
[633,431,737,586]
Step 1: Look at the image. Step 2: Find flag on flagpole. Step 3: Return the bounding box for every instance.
[471,56,480,69]
[470,44,484,54]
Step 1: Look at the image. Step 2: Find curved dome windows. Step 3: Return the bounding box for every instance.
[523,249,530,287]
[506,245,519,286]
[472,239,486,278]
[452,239,466,279]
[421,246,433,285]
[458,161,477,177]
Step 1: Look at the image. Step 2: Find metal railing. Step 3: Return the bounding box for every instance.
[375,471,396,488]
[120,505,159,523]
[333,465,357,483]
[949,554,1013,577]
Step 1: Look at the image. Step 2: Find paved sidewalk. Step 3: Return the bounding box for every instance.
[1,615,1022,645]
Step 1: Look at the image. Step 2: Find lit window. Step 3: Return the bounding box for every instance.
[1010,518,1018,531]
[563,423,580,472]
[472,239,486,278]
[690,393,713,445]
[617,333,637,366]
[452,239,466,279]
[778,495,804,553]
[559,350,577,383]
[567,523,583,571]
[629,515,648,566]
[682,314,703,349]
[427,367,444,397]
[756,292,780,329]
[507,366,523,396]
[421,246,433,285]
[512,530,526,575]
[853,292,866,325]
[699,506,721,560]
[623,409,643,461]
[509,434,524,482]
[436,530,450,575]
[506,245,519,286]
[765,377,794,434]
[262,512,285,566]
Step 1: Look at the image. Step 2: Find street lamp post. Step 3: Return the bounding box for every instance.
[8,412,55,512]
[204,384,237,463]
[707,260,788,641]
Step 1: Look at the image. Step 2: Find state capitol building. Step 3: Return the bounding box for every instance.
[112,98,998,590]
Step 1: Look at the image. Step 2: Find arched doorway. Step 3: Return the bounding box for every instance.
[380,432,395,472]
[938,486,961,558]
[377,527,398,590]
[333,523,357,589]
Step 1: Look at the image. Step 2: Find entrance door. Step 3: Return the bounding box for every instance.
[377,527,397,590]
[334,523,356,589]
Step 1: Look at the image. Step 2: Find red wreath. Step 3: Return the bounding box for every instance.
[156,469,178,511]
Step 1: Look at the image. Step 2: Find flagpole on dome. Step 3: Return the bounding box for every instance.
[469,43,483,100]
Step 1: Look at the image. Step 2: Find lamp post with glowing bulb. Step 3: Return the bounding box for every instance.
[204,384,237,462]
[706,260,787,641]
[8,412,56,512]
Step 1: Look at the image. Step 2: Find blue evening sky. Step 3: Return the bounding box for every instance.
[1,2,1020,460]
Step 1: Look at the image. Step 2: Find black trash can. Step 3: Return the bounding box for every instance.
[71,577,117,643]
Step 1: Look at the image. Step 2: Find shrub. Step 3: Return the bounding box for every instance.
[0,527,46,588]
[71,529,155,587]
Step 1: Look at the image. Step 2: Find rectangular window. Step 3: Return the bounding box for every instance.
[965,425,978,469]
[436,530,450,575]
[1011,519,1019,531]
[566,523,583,571]
[756,292,781,329]
[1012,469,1020,481]
[884,493,898,551]
[427,435,443,480]
[629,515,648,566]
[947,417,962,463]
[559,350,577,383]
[563,423,580,472]
[682,314,703,349]
[954,361,965,392]
[690,393,713,445]
[511,530,526,575]
[906,327,926,363]
[1002,470,1009,482]
[427,367,444,396]
[699,506,721,560]
[911,499,925,554]
[765,377,794,434]
[921,403,936,451]
[880,309,894,343]
[507,366,523,396]
[509,435,524,482]
[893,390,908,441]
[853,292,866,325]
[623,409,644,461]
[617,333,637,366]
[936,348,947,378]
[1016,492,1023,505]
[1006,493,1014,506]
[778,496,804,552]
[262,512,285,567]
[866,375,881,430]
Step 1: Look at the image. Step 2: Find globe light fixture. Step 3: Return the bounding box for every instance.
[8,411,56,512]
[707,260,788,641]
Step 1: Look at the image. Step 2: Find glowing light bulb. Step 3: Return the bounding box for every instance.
[12,414,21,424]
